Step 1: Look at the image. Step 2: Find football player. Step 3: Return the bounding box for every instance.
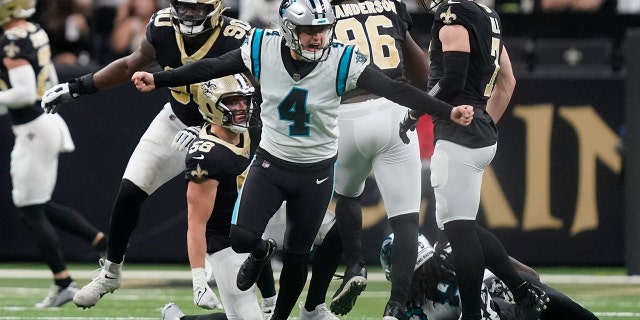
[398,1,547,320]
[40,0,253,309]
[131,0,474,318]
[171,74,341,319]
[327,0,430,317]
[182,74,262,317]
[0,0,107,308]
[380,234,599,320]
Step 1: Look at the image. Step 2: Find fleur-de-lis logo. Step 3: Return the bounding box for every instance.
[440,7,457,25]
[190,163,209,180]
[3,42,20,58]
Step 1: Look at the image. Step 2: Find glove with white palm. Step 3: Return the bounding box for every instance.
[192,267,223,310]
[172,126,201,151]
[41,74,98,114]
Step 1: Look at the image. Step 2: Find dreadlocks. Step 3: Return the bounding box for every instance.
[408,241,457,307]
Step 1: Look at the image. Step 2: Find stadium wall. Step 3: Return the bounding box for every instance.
[0,69,626,267]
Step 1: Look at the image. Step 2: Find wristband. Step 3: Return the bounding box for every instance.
[68,73,98,98]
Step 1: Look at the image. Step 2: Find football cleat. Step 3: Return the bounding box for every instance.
[236,238,277,291]
[262,295,277,320]
[73,259,122,308]
[330,261,367,315]
[34,281,79,308]
[299,302,339,320]
[382,300,408,320]
[515,281,549,320]
[161,302,186,320]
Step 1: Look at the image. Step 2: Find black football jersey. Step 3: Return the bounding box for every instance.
[333,0,412,100]
[0,22,53,124]
[185,124,251,253]
[147,9,251,126]
[429,0,502,148]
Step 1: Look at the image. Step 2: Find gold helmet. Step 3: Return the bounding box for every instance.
[170,0,225,36]
[0,0,35,28]
[197,74,257,133]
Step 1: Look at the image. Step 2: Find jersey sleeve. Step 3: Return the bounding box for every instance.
[146,9,172,48]
[342,44,369,93]
[435,1,477,29]
[0,29,36,61]
[395,0,413,31]
[185,139,225,183]
[240,28,272,81]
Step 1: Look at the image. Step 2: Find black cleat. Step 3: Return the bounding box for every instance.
[515,281,549,320]
[381,300,408,320]
[330,261,367,315]
[237,238,277,291]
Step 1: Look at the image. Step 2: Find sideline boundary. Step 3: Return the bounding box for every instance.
[2,268,640,284]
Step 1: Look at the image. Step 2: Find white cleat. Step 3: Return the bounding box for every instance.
[73,259,122,308]
[162,302,185,320]
[262,295,277,320]
[34,281,79,308]
[299,302,339,320]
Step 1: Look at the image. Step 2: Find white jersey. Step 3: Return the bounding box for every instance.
[240,28,368,163]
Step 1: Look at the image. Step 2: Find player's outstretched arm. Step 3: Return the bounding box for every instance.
[41,38,157,114]
[357,65,473,126]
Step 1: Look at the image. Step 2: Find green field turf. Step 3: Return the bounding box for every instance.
[1,263,639,319]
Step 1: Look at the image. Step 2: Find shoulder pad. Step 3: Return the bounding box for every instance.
[4,27,29,40]
[435,1,476,26]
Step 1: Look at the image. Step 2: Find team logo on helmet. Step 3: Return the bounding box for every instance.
[279,0,336,62]
[196,74,258,134]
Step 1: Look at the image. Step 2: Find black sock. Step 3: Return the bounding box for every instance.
[272,251,309,320]
[54,277,73,289]
[19,204,67,274]
[475,225,526,300]
[45,201,100,242]
[107,179,148,263]
[256,261,277,299]
[334,194,363,266]
[444,220,484,320]
[388,213,419,305]
[306,225,342,310]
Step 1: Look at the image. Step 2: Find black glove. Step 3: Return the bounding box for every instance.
[399,110,425,144]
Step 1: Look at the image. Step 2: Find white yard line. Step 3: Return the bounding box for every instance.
[2,268,640,284]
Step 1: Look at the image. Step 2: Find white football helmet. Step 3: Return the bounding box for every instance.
[0,0,35,27]
[380,233,433,281]
[170,0,225,36]
[197,74,257,133]
[279,0,335,62]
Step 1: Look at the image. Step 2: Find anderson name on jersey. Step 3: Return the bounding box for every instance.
[332,0,412,101]
[185,124,251,253]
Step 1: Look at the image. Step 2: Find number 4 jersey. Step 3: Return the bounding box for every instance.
[240,28,368,163]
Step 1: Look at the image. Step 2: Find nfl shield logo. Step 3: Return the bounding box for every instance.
[262,160,270,168]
